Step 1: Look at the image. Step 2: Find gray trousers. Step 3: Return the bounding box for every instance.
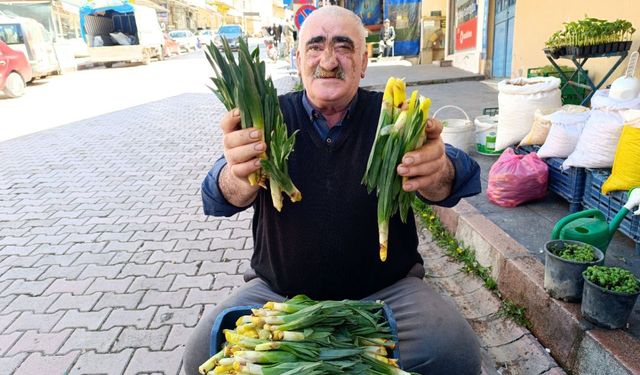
[183,264,481,374]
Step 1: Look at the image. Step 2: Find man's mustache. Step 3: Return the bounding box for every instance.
[313,65,345,80]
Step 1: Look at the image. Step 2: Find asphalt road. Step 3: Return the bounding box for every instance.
[0,38,287,143]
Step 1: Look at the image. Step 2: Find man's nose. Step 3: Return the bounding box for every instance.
[319,48,339,70]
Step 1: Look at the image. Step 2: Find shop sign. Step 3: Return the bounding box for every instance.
[455,17,477,51]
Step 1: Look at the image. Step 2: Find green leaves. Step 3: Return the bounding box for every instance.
[363,78,431,261]
[546,16,636,48]
[554,243,597,263]
[584,265,640,294]
[205,36,301,211]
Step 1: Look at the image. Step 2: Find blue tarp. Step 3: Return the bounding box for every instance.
[79,0,133,40]
[384,0,421,56]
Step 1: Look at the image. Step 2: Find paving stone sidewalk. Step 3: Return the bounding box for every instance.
[0,90,251,374]
[0,76,554,374]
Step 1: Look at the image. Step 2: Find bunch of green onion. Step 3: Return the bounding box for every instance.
[199,295,418,375]
[206,38,302,212]
[362,77,432,262]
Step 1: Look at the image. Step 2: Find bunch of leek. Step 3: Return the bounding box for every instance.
[362,77,432,262]
[199,295,418,375]
[206,38,301,211]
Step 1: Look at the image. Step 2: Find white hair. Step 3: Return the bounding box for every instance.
[298,5,367,48]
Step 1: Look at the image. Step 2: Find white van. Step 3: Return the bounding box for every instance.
[0,14,59,78]
[80,2,164,66]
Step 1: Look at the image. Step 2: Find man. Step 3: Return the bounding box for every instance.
[380,18,395,57]
[184,6,481,375]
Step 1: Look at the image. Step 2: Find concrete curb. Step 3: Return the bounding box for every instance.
[361,74,485,90]
[433,201,640,375]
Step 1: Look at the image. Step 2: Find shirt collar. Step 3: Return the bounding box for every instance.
[301,90,359,123]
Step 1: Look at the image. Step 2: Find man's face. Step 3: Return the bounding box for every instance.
[296,14,368,109]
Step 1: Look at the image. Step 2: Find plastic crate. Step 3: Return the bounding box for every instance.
[546,157,586,213]
[582,169,640,254]
[209,304,402,365]
[527,67,589,105]
[513,146,585,212]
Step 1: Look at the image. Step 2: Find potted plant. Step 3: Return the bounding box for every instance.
[581,265,640,329]
[544,17,635,58]
[544,240,604,302]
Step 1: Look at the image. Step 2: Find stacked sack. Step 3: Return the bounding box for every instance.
[562,89,640,169]
[536,105,591,158]
[601,110,640,194]
[495,77,562,151]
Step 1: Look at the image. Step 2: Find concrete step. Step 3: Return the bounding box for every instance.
[432,200,640,375]
[418,226,565,375]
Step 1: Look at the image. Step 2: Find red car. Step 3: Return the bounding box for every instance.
[0,40,32,98]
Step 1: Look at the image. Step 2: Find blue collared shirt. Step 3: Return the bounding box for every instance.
[300,90,358,144]
[201,92,481,216]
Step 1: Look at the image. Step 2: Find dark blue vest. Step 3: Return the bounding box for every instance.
[250,88,422,300]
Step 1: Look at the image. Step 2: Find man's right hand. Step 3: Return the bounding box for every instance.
[219,108,264,207]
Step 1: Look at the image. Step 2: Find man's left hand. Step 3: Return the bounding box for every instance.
[396,118,455,202]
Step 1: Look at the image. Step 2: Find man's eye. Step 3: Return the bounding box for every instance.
[335,44,353,52]
[308,45,322,51]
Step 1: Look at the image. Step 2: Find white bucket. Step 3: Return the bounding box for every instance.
[433,105,474,153]
[474,115,501,156]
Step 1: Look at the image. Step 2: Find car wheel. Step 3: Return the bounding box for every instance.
[4,72,26,98]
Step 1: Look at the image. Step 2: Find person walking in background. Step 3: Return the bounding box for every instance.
[380,18,395,57]
[275,23,283,51]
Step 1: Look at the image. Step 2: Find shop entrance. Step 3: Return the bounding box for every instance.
[491,0,516,77]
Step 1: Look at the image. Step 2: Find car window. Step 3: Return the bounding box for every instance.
[0,24,24,45]
[218,25,241,34]
[169,31,187,38]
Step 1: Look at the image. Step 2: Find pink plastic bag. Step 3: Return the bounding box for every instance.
[487,148,548,207]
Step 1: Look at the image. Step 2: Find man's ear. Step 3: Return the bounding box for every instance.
[360,51,368,78]
[296,49,301,75]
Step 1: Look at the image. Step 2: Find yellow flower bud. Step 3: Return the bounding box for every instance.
[392,78,406,108]
[419,96,432,118]
[383,77,396,105]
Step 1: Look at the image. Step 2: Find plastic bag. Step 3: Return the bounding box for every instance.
[487,148,549,207]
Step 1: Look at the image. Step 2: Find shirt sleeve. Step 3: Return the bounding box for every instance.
[201,156,251,217]
[417,144,481,208]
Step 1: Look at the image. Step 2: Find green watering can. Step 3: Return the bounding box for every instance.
[551,188,640,254]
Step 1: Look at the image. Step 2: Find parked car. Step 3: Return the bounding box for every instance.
[169,29,197,52]
[163,33,181,57]
[197,29,214,47]
[214,24,246,50]
[0,40,33,98]
[0,14,59,78]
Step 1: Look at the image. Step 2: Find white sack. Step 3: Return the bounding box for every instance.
[562,110,624,169]
[496,77,562,151]
[590,89,640,111]
[536,106,590,159]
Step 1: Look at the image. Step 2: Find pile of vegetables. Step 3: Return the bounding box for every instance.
[206,38,301,212]
[362,77,432,262]
[199,295,417,375]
